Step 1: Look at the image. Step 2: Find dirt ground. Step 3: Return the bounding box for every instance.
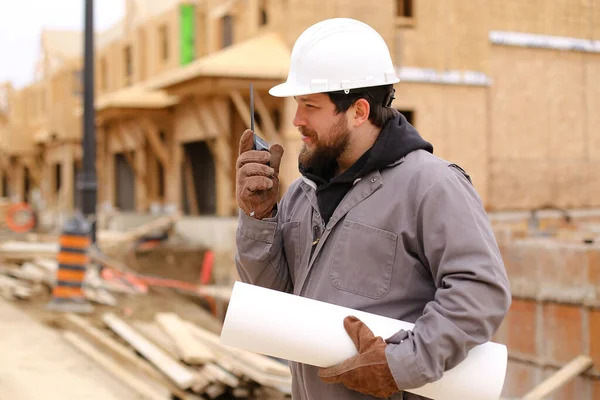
[0,298,140,400]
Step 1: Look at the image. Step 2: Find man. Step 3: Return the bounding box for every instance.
[234,18,511,400]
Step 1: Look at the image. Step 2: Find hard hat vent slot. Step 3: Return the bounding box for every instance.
[310,79,329,92]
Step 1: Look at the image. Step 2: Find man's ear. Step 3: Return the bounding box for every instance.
[352,98,370,127]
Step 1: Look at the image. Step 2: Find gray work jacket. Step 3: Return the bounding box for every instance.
[235,149,511,400]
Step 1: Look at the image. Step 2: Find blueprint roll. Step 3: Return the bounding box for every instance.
[220,281,508,400]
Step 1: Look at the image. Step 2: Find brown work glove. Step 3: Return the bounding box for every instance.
[318,316,400,398]
[236,129,284,220]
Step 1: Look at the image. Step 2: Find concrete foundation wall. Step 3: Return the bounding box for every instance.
[491,221,600,398]
[104,212,238,252]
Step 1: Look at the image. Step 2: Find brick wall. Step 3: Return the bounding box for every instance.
[493,223,600,398]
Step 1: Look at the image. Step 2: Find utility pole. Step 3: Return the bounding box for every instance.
[46,0,96,314]
[79,0,97,243]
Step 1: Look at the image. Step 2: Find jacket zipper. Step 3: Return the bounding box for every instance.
[309,223,324,259]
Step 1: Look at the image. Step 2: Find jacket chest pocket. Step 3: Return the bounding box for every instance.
[329,220,397,299]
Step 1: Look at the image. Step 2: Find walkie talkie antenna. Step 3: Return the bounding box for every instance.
[250,83,255,132]
[249,83,269,152]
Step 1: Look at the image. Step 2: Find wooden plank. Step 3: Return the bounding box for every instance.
[202,362,240,388]
[21,156,42,185]
[141,118,170,167]
[204,383,226,399]
[133,320,180,359]
[0,275,32,300]
[0,263,47,284]
[205,133,233,217]
[100,214,181,252]
[114,123,146,181]
[62,332,171,400]
[185,321,291,377]
[165,132,182,209]
[229,90,264,138]
[84,287,118,306]
[522,355,593,400]
[0,241,58,255]
[135,143,148,212]
[254,91,279,142]
[194,99,221,137]
[155,312,215,365]
[102,312,197,390]
[210,98,229,137]
[64,314,177,388]
[120,214,180,242]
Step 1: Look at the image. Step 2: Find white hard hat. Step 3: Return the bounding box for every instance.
[269,18,399,98]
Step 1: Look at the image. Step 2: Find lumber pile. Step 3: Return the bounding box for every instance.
[62,311,292,399]
[0,254,140,305]
[0,215,289,398]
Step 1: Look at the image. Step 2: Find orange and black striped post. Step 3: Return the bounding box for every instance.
[46,213,94,313]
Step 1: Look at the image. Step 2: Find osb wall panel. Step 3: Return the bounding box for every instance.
[490,47,587,160]
[491,47,554,160]
[173,102,218,144]
[587,57,600,161]
[489,0,598,39]
[107,125,143,154]
[4,92,32,153]
[393,83,489,205]
[488,160,600,211]
[395,0,449,70]
[488,46,598,210]
[280,0,395,61]
[396,0,489,72]
[145,7,180,79]
[47,65,82,142]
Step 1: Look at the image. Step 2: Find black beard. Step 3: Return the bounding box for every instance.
[298,118,350,180]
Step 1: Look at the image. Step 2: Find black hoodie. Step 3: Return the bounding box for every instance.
[299,111,434,225]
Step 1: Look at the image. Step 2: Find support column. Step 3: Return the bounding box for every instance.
[279,97,302,195]
[13,161,25,203]
[105,149,115,208]
[146,143,159,207]
[40,155,52,208]
[165,133,182,213]
[213,135,233,216]
[48,159,57,208]
[134,145,147,212]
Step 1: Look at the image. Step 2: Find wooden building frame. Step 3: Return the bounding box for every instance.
[142,31,303,215]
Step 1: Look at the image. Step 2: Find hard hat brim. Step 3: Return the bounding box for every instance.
[268,82,316,98]
[268,79,400,98]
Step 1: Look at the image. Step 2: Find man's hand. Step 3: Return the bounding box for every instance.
[318,316,400,398]
[236,129,284,220]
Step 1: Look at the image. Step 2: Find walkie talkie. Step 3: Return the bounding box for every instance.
[250,83,269,152]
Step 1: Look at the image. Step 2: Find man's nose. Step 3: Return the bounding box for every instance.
[293,107,307,127]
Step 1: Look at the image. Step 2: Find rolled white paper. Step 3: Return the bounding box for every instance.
[220,281,507,400]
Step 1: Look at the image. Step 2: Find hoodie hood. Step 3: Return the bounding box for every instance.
[299,111,433,224]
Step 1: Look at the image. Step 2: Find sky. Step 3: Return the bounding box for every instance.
[0,0,125,89]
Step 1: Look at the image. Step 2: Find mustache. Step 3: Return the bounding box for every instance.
[299,127,317,138]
